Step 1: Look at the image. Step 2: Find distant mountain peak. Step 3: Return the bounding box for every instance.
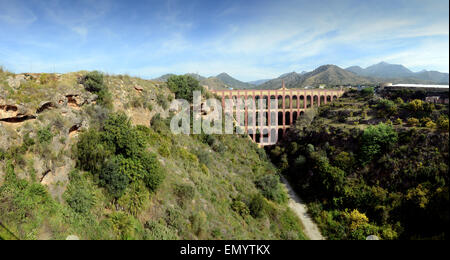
[345,61,448,84]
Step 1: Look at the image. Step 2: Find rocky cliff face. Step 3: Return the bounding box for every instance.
[0,71,171,197]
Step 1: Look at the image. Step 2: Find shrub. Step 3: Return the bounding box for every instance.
[0,148,5,161]
[254,174,287,203]
[395,118,403,125]
[144,221,178,240]
[248,193,268,218]
[334,151,355,171]
[37,126,53,144]
[407,117,420,126]
[75,129,112,175]
[395,97,404,104]
[117,181,149,216]
[167,75,204,103]
[437,116,449,131]
[360,87,374,97]
[101,113,145,157]
[99,157,130,198]
[376,99,397,117]
[231,199,250,217]
[63,171,94,214]
[360,123,398,164]
[137,151,165,192]
[157,93,169,110]
[174,183,195,207]
[408,99,424,112]
[82,71,104,93]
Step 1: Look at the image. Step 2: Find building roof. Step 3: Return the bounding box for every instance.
[387,83,449,89]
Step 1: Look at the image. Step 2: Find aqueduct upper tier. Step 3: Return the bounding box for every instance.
[210,81,345,145]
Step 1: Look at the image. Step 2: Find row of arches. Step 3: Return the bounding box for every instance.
[234,110,306,127]
[223,94,338,110]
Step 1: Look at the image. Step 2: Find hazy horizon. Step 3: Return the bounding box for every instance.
[1,0,449,81]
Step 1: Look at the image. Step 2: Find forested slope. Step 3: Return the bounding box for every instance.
[268,89,449,240]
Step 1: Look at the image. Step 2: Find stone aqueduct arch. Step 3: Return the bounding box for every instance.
[210,82,345,145]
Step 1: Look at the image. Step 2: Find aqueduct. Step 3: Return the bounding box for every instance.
[210,81,345,145]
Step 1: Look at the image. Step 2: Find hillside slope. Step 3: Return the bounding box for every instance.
[268,89,449,240]
[0,69,306,240]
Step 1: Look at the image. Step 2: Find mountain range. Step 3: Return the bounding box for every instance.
[346,62,449,83]
[153,62,449,90]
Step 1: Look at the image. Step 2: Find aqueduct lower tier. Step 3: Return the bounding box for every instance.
[210,87,345,146]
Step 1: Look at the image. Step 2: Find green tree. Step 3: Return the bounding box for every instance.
[101,113,145,157]
[99,156,130,198]
[360,87,374,97]
[360,123,398,164]
[167,75,204,102]
[137,151,165,192]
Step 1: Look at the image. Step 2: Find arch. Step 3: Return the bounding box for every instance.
[300,111,305,116]
[262,95,269,109]
[277,128,283,141]
[307,95,312,108]
[292,95,298,109]
[320,95,325,105]
[333,95,338,101]
[278,111,283,125]
[255,95,261,109]
[270,128,278,144]
[277,95,283,109]
[245,95,255,111]
[292,111,298,123]
[284,95,290,108]
[285,111,291,125]
[300,95,305,108]
[313,95,319,107]
[262,112,268,126]
[327,95,331,102]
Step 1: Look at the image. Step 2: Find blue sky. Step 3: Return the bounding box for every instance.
[0,0,448,81]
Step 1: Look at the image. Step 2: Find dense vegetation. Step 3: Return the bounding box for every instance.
[269,89,449,240]
[167,75,204,102]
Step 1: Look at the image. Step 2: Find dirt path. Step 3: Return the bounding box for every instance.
[280,176,325,240]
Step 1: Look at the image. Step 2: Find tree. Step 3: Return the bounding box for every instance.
[101,113,145,157]
[75,129,112,175]
[167,75,204,102]
[99,156,130,198]
[137,151,165,192]
[360,123,398,164]
[376,99,397,117]
[361,87,374,97]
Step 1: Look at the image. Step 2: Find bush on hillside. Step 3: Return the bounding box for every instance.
[254,174,287,203]
[75,113,165,199]
[360,123,398,164]
[82,71,104,93]
[360,87,374,97]
[248,193,269,218]
[99,157,130,199]
[167,75,204,103]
